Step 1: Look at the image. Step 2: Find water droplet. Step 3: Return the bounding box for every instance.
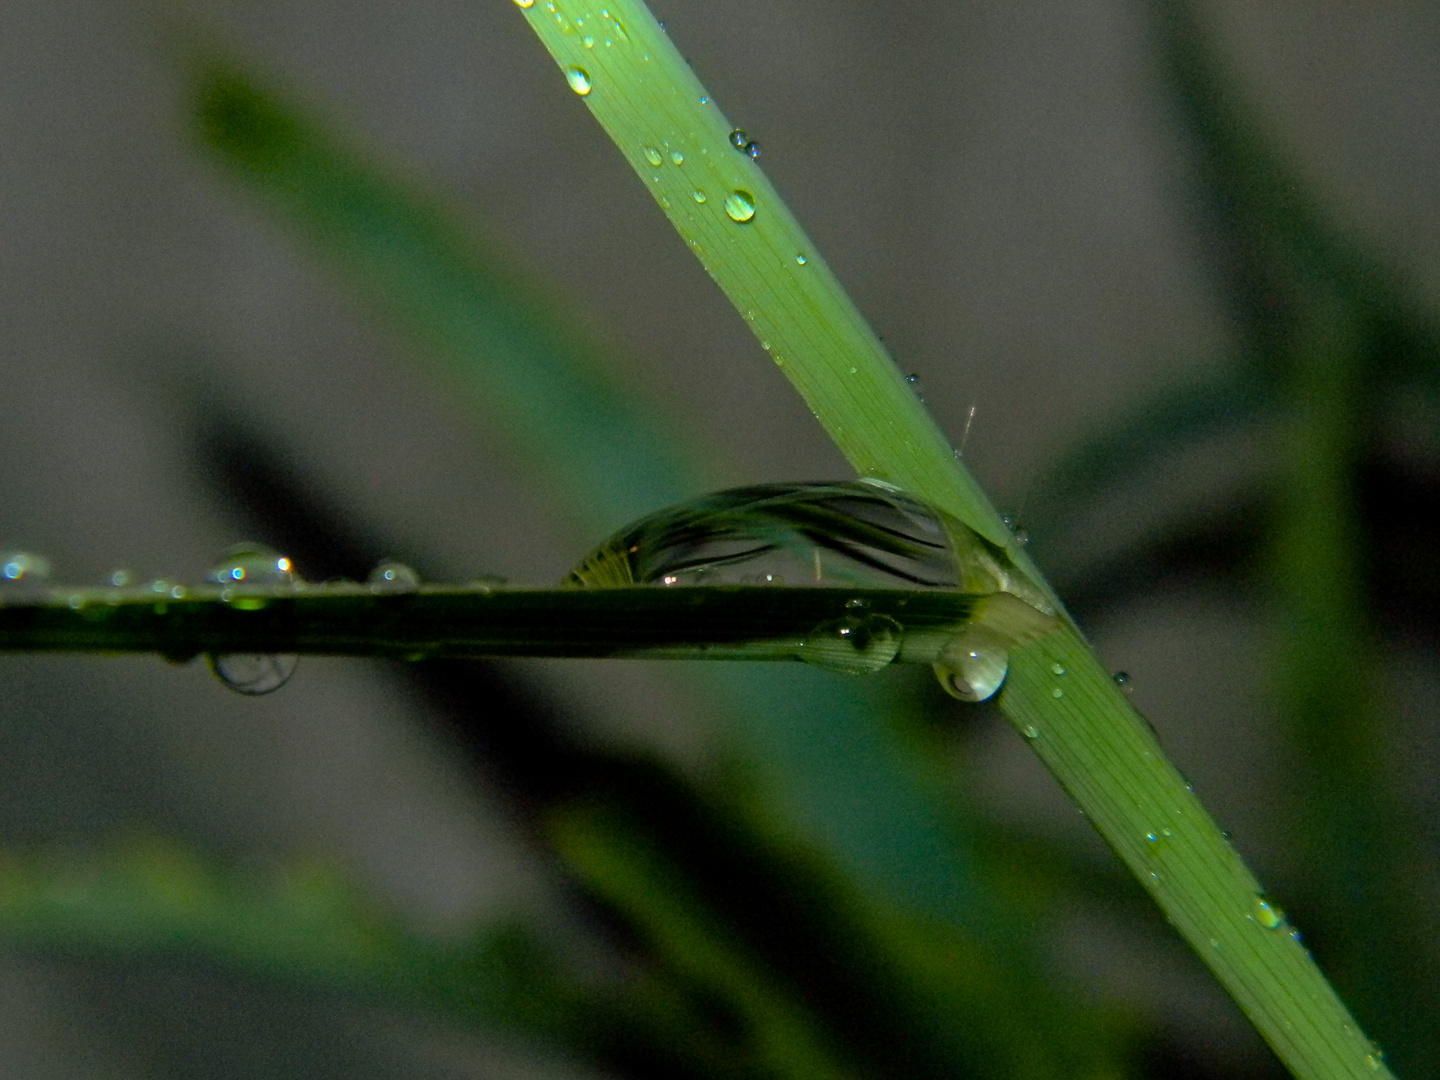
[565,66,592,95]
[208,653,298,696]
[368,560,421,594]
[699,95,708,104]
[935,627,1010,702]
[904,373,925,401]
[743,140,761,159]
[514,0,534,7]
[728,128,748,150]
[844,597,869,610]
[1051,687,1064,699]
[724,190,756,223]
[1252,895,1286,930]
[801,615,901,675]
[567,481,971,589]
[108,569,133,587]
[669,150,684,165]
[1051,663,1067,676]
[581,34,595,48]
[206,544,296,609]
[1112,670,1132,689]
[0,550,51,601]
[643,146,663,167]
[1013,528,1030,546]
[795,253,807,265]
[1365,1044,1386,1071]
[692,189,707,203]
[1145,831,1158,843]
[1021,724,1039,739]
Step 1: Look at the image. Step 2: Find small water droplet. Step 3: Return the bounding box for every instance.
[1051,687,1064,699]
[699,95,708,104]
[1252,895,1285,930]
[1112,670,1132,688]
[1051,663,1067,676]
[904,372,925,401]
[1365,1044,1386,1071]
[844,597,869,610]
[692,189,707,203]
[742,140,760,159]
[728,128,748,150]
[643,146,663,167]
[724,190,756,223]
[1021,724,1039,739]
[935,629,1009,702]
[565,66,592,95]
[795,253,807,265]
[669,150,684,165]
[1145,831,1158,843]
[0,550,51,601]
[581,34,595,48]
[208,653,298,696]
[514,0,534,7]
[108,569,133,587]
[1013,528,1030,546]
[801,614,901,675]
[368,560,422,594]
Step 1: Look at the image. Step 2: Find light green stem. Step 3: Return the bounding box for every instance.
[512,2,1393,1076]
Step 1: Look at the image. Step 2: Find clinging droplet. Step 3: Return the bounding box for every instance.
[368,560,422,594]
[801,615,901,675]
[514,0,535,7]
[1252,895,1286,930]
[795,253,807,265]
[669,150,684,165]
[728,128,748,149]
[1112,670,1132,689]
[692,189,707,203]
[643,146,663,166]
[565,67,592,95]
[208,653,298,696]
[725,190,756,223]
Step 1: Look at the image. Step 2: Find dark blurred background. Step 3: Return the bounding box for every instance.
[2,1,1438,1077]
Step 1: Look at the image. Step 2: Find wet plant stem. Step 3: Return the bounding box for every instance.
[512,1,1393,1076]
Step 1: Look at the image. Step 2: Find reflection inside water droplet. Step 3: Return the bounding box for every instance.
[565,66,592,95]
[725,190,756,222]
[208,653,298,696]
[801,614,901,675]
[368,560,421,594]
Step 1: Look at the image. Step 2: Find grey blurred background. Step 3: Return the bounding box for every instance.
[2,0,1438,1076]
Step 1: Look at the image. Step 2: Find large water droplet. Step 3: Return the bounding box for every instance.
[565,66,592,95]
[801,614,901,675]
[0,550,51,601]
[933,592,1060,701]
[206,544,297,609]
[724,190,756,223]
[368,560,421,594]
[669,150,684,165]
[566,481,968,589]
[643,146,663,167]
[208,653,298,696]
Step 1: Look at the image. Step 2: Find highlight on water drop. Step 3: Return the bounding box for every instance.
[0,549,51,602]
[724,190,756,223]
[564,66,592,95]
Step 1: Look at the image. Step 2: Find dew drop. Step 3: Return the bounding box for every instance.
[1112,670,1132,689]
[0,550,51,601]
[844,597,869,611]
[801,614,901,675]
[582,35,595,48]
[1021,724,1039,739]
[368,560,421,594]
[564,66,592,95]
[109,569,133,587]
[669,150,684,165]
[1051,687,1064,699]
[206,544,297,609]
[643,146,663,167]
[934,628,1009,702]
[514,0,534,7]
[1252,895,1286,930]
[742,140,760,159]
[724,190,756,223]
[692,189,707,203]
[728,128,748,150]
[208,653,298,696]
[904,373,925,401]
[795,253,807,265]
[1051,663,1067,676]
